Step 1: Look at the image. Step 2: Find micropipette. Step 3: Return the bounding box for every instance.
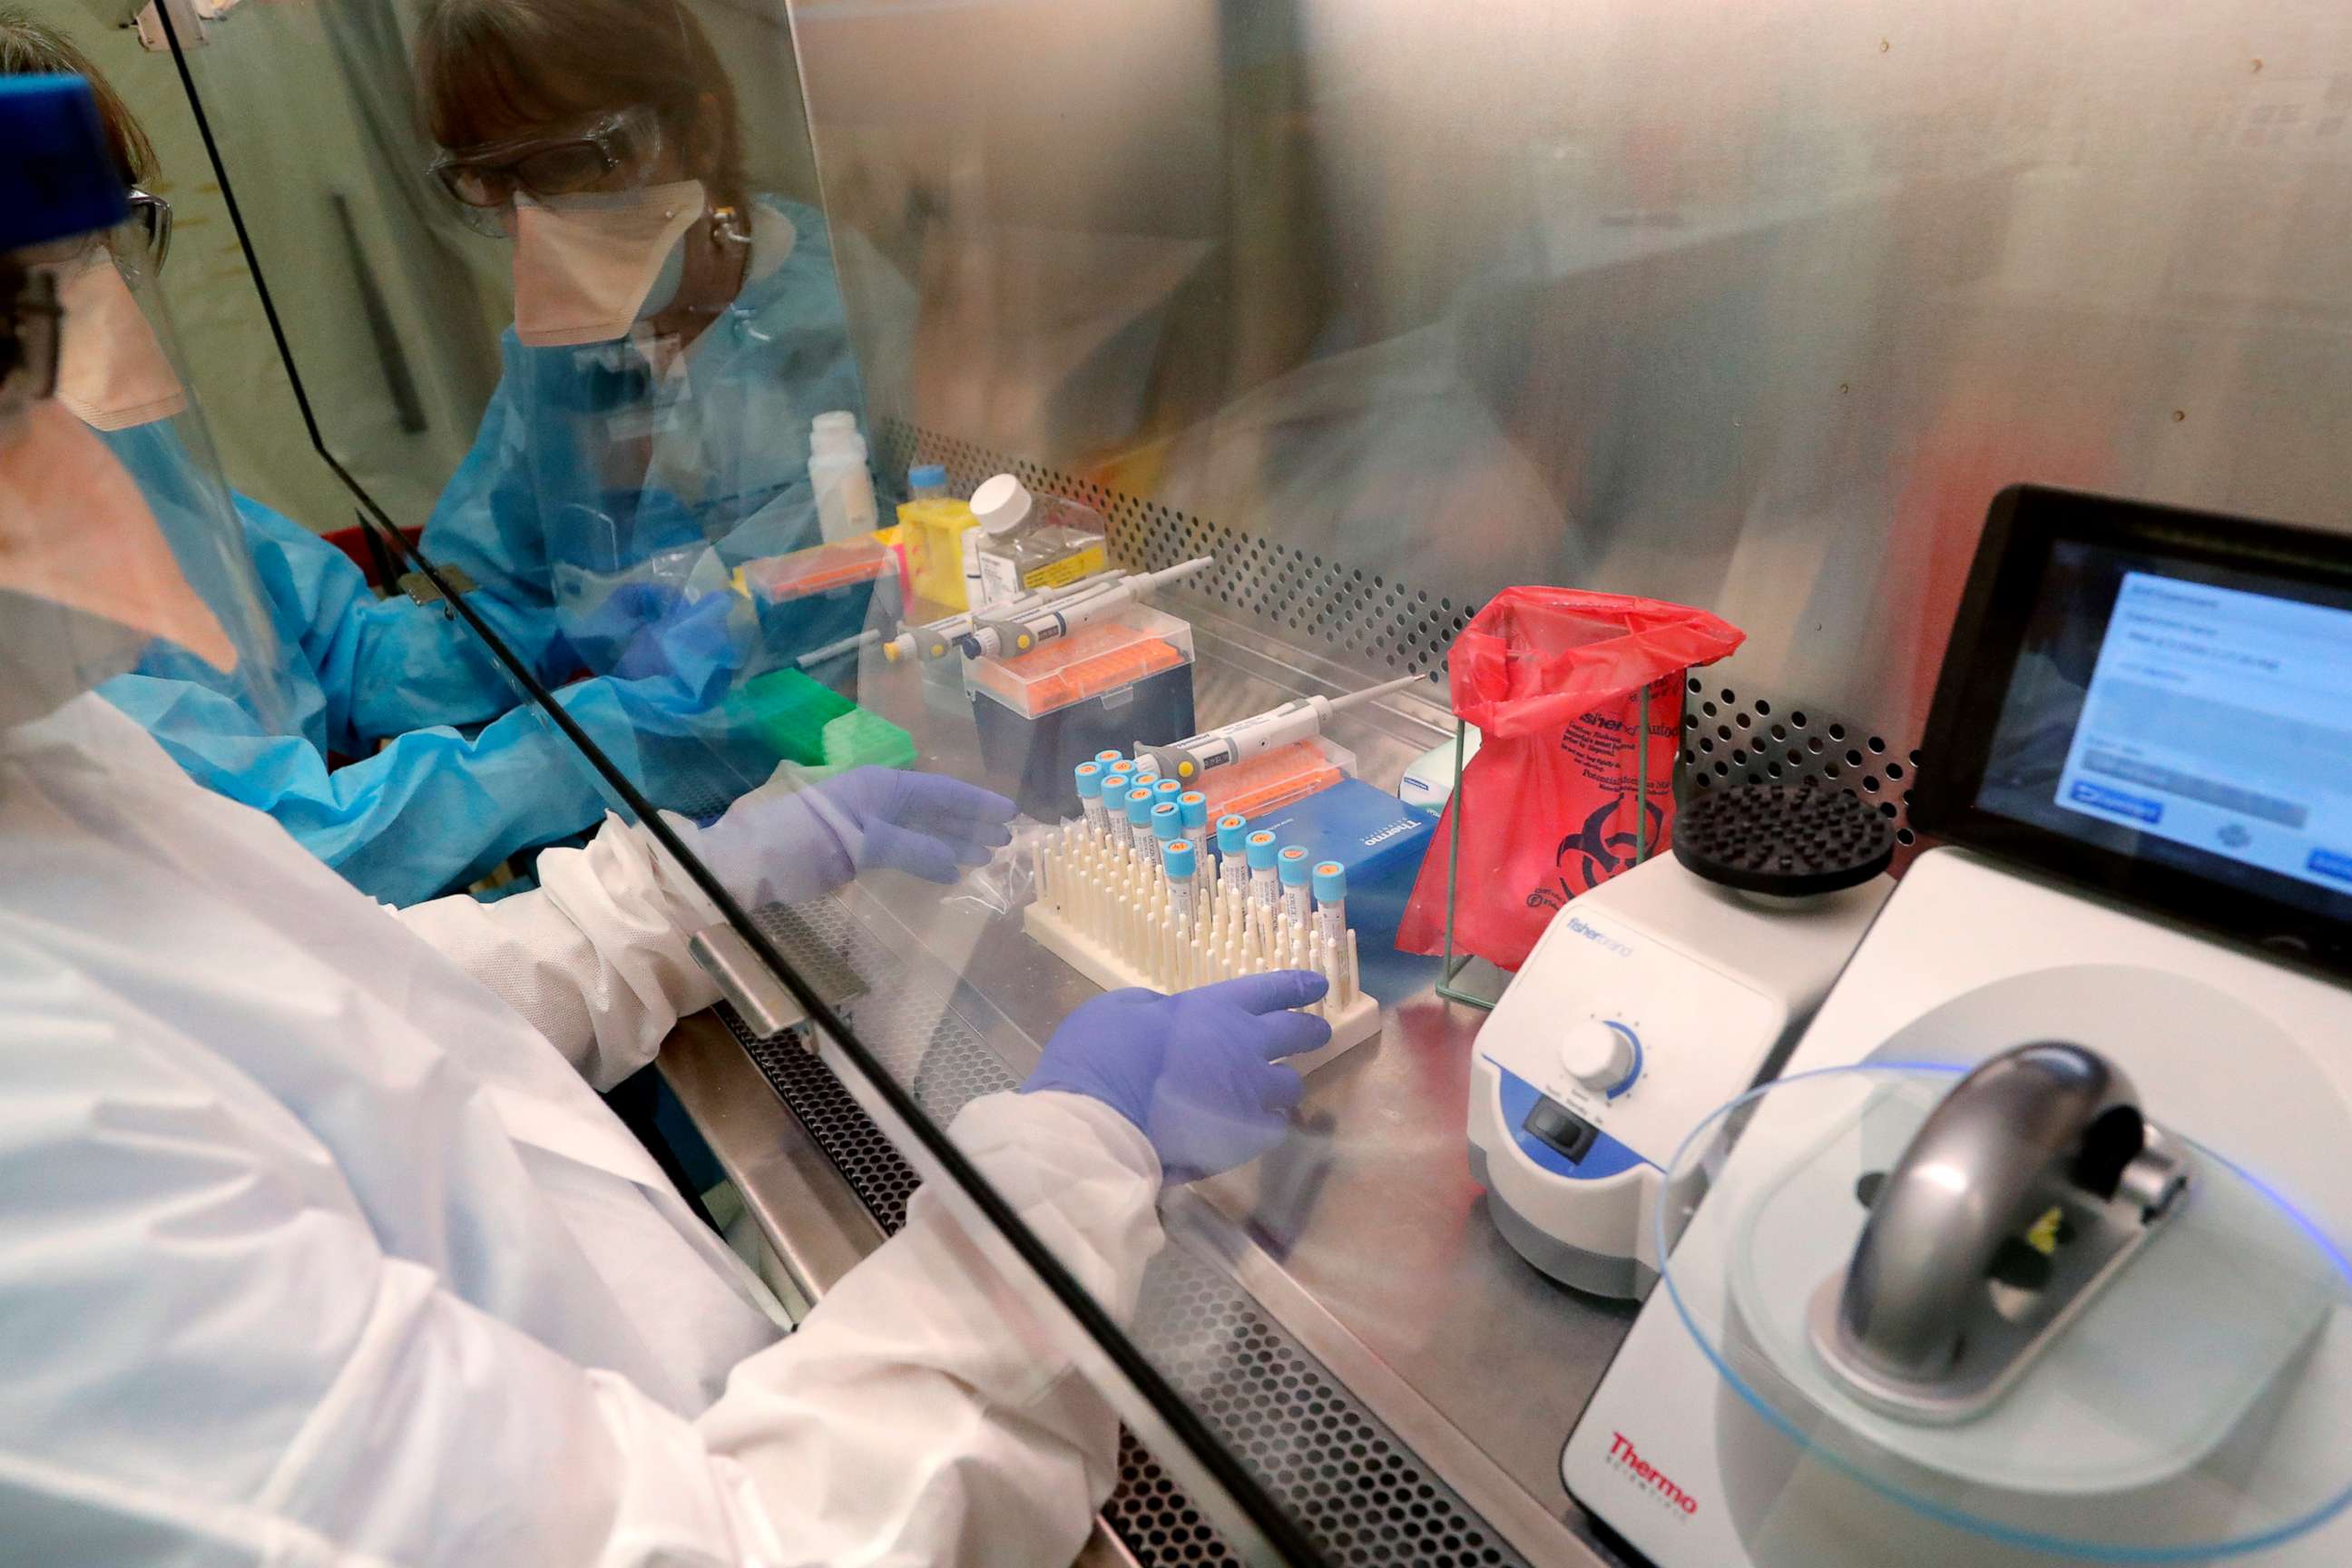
[959,556,1215,660]
[1133,673,1426,784]
[795,567,1122,669]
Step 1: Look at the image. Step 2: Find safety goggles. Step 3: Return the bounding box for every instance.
[428,107,665,213]
[125,189,172,277]
[11,195,170,281]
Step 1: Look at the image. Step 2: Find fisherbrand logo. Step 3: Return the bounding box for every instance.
[1607,1432,1700,1517]
[1564,917,1633,958]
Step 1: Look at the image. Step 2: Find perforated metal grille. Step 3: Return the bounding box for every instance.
[1677,677,1930,850]
[719,896,1529,1568]
[876,420,1926,851]
[876,420,1475,676]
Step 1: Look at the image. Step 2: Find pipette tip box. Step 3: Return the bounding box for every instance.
[971,607,1197,820]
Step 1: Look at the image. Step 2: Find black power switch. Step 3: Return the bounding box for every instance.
[1523,1095,1600,1164]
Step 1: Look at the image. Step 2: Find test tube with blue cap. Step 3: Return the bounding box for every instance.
[1215,814,1251,901]
[1073,761,1109,837]
[1278,846,1314,925]
[1178,791,1210,859]
[1151,777,1183,808]
[1151,800,1184,877]
[1313,861,1348,946]
[1125,787,1159,858]
[1161,839,1199,931]
[1246,830,1280,914]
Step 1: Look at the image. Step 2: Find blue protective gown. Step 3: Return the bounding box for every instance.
[96,424,776,906]
[418,196,873,687]
[88,198,861,906]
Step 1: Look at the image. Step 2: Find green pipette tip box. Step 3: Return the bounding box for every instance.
[733,669,916,777]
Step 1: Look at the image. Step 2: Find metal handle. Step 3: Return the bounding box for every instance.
[689,923,809,1045]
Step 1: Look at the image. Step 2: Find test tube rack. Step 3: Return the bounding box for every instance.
[1024,822,1379,1074]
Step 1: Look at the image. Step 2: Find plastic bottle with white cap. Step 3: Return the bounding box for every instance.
[808,411,879,543]
[963,473,1109,609]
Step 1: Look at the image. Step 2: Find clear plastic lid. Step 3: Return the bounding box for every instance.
[968,605,1196,719]
[1655,1063,2352,1563]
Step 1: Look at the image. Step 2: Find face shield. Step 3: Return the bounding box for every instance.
[2,75,284,734]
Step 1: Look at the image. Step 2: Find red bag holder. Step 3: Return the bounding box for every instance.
[1395,586,1744,996]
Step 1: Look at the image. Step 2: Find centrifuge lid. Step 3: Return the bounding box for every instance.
[1656,1063,2352,1561]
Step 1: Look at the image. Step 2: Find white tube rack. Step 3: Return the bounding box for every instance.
[1024,821,1380,1074]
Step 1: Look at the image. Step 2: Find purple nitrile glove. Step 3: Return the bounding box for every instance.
[694,766,1017,907]
[1022,970,1332,1182]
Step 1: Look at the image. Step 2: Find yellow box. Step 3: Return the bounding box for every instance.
[895,497,976,610]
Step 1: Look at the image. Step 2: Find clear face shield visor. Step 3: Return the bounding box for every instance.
[2,218,285,732]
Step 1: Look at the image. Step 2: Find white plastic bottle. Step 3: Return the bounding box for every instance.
[808,411,879,544]
[964,473,1109,608]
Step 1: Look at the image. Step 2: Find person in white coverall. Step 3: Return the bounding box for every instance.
[0,74,1329,1566]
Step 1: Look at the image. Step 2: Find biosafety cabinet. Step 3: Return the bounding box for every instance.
[151,0,2352,1562]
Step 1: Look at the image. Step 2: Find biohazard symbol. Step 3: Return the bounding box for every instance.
[1557,791,1666,894]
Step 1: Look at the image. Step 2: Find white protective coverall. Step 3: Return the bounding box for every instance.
[0,693,1163,1566]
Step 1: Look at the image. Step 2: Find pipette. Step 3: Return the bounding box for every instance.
[795,567,1122,669]
[1133,673,1426,784]
[958,556,1216,660]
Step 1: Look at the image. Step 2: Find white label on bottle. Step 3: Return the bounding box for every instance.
[979,551,1022,605]
[961,529,987,607]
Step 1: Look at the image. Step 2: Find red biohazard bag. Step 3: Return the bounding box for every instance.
[1396,588,1743,971]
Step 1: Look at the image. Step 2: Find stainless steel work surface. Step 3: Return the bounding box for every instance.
[677,622,1650,1565]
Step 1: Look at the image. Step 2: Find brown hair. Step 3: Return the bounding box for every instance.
[414,0,745,211]
[0,6,159,191]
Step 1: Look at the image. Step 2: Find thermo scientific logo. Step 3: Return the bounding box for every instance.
[1605,1432,1700,1518]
